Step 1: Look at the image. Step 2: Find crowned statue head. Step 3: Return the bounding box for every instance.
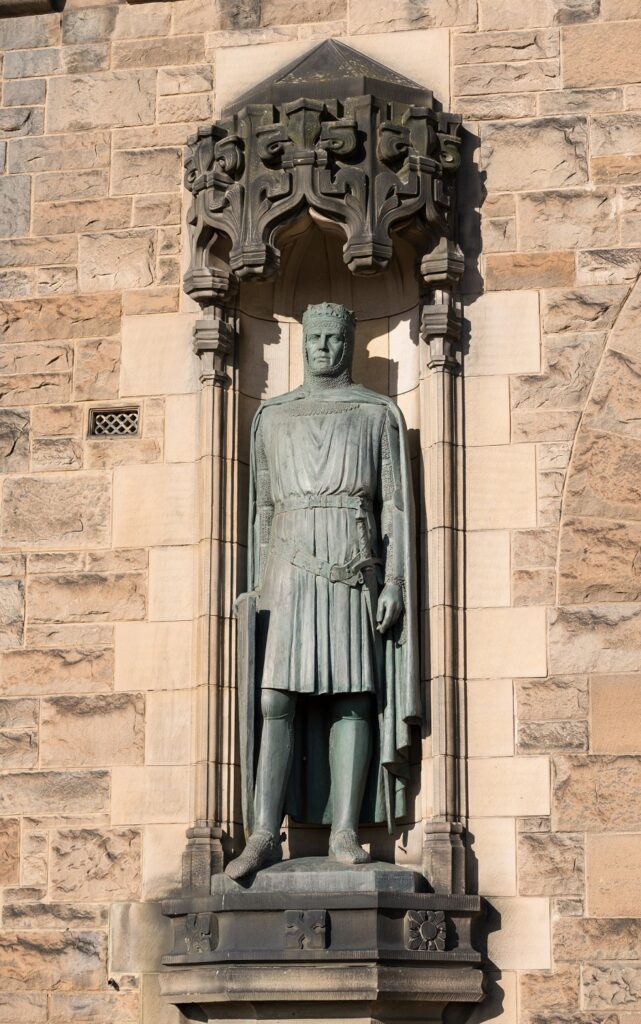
[302,302,356,384]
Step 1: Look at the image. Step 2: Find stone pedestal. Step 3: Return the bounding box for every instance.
[160,860,484,1024]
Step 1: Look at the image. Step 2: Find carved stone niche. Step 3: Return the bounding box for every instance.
[161,39,484,1024]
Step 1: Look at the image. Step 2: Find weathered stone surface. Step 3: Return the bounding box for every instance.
[0,555,24,578]
[8,132,110,173]
[0,410,29,473]
[84,438,162,470]
[591,154,641,182]
[0,344,73,377]
[34,170,108,205]
[122,288,178,316]
[0,647,113,696]
[512,528,559,569]
[86,549,146,572]
[550,603,641,673]
[35,267,78,297]
[0,237,76,270]
[482,217,517,253]
[25,624,112,648]
[590,675,641,755]
[518,189,617,249]
[512,409,580,443]
[32,198,131,236]
[0,373,71,408]
[27,552,84,574]
[21,830,47,887]
[584,346,641,439]
[30,438,83,472]
[563,21,641,88]
[559,518,641,603]
[578,248,641,285]
[60,44,110,75]
[0,992,47,1022]
[583,962,641,1010]
[31,404,82,438]
[112,35,204,69]
[519,832,584,895]
[457,94,537,119]
[456,59,559,95]
[0,108,44,140]
[512,567,556,606]
[0,177,30,240]
[132,193,180,227]
[29,573,146,623]
[2,474,111,549]
[516,675,588,721]
[157,64,213,95]
[4,48,62,80]
[587,833,641,916]
[0,730,35,769]
[40,694,144,768]
[480,0,599,29]
[0,699,37,728]
[518,719,588,752]
[538,87,623,113]
[73,338,121,401]
[512,332,605,411]
[3,902,108,930]
[5,77,48,105]
[565,429,641,521]
[520,964,580,1011]
[50,828,141,900]
[49,992,139,1024]
[591,113,641,157]
[486,252,576,290]
[47,70,156,133]
[454,27,559,64]
[553,754,641,830]
[0,771,109,815]
[481,118,588,190]
[261,0,344,23]
[542,287,628,334]
[0,818,20,886]
[0,271,32,300]
[78,231,155,292]
[157,93,213,124]
[0,12,59,49]
[554,917,641,961]
[0,293,120,344]
[349,0,477,30]
[0,577,24,651]
[0,930,107,991]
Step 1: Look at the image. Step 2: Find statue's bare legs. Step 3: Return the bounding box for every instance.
[225,691,372,879]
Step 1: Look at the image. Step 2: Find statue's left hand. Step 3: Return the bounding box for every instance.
[376,582,403,633]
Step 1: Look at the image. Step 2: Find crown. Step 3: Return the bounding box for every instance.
[302,303,355,331]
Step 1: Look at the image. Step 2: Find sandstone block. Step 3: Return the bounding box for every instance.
[85,438,162,470]
[261,0,344,23]
[8,131,110,173]
[5,77,46,105]
[590,675,641,754]
[515,675,587,722]
[0,410,29,473]
[114,621,192,691]
[0,237,76,270]
[34,169,108,203]
[559,518,641,603]
[50,827,141,900]
[113,35,204,69]
[554,917,641,961]
[0,699,37,728]
[163,392,199,463]
[111,765,190,824]
[133,193,180,228]
[468,606,546,678]
[0,372,70,408]
[466,531,511,608]
[0,346,71,378]
[87,549,147,572]
[512,568,556,607]
[467,817,516,896]
[482,217,517,253]
[60,43,110,75]
[481,117,588,190]
[464,290,540,375]
[0,293,120,343]
[550,603,641,674]
[348,0,477,31]
[0,993,47,1022]
[41,694,144,769]
[122,288,179,316]
[565,429,641,521]
[4,48,61,80]
[464,376,511,447]
[0,818,20,886]
[542,286,628,334]
[0,107,44,140]
[26,624,112,649]
[0,176,30,240]
[0,930,106,991]
[0,13,59,49]
[29,572,146,624]
[486,896,551,970]
[518,189,617,250]
[32,198,131,237]
[585,345,641,439]
[468,755,550,816]
[512,332,605,413]
[467,678,514,756]
[31,404,82,437]
[455,59,559,95]
[553,754,641,830]
[465,444,537,530]
[582,962,641,1011]
[512,529,559,570]
[518,832,584,895]
[486,252,576,290]
[579,247,641,286]
[454,28,559,64]
[111,147,182,195]
[591,113,641,158]
[30,439,83,472]
[538,87,623,113]
[587,834,641,918]
[480,0,599,29]
[142,822,185,900]
[78,230,155,293]
[148,546,194,622]
[0,270,32,300]
[73,338,121,401]
[520,964,580,1011]
[157,64,213,95]
[35,268,78,297]
[2,473,110,549]
[0,647,113,696]
[145,689,191,765]
[0,577,24,651]
[593,154,641,183]
[563,21,641,88]
[49,992,139,1024]
[518,718,587,752]
[157,94,213,124]
[0,771,109,815]
[47,70,156,133]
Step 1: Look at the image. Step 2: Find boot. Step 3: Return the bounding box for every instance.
[225,829,282,880]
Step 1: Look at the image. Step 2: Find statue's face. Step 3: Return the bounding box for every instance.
[304,323,350,377]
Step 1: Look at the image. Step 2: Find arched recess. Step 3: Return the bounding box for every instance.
[179,38,468,896]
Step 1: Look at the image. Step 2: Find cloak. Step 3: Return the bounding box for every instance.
[237,383,421,835]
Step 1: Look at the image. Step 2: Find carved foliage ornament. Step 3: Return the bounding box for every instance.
[183,41,461,304]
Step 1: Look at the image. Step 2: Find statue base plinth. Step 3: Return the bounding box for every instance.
[160,859,484,1023]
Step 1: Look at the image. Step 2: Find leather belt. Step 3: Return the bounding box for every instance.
[274,540,382,587]
[274,494,373,514]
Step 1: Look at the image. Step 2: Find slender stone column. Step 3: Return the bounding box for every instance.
[183,306,236,894]
[419,241,466,894]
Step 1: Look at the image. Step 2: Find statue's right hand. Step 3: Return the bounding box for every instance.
[232,590,259,617]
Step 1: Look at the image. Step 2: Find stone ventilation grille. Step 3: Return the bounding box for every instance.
[89,408,140,438]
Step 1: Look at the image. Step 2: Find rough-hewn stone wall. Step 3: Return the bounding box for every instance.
[0,0,640,1022]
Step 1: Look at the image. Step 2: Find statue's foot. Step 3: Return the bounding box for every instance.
[329,827,371,865]
[224,829,282,881]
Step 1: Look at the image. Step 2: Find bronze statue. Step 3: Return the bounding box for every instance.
[227,302,420,880]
